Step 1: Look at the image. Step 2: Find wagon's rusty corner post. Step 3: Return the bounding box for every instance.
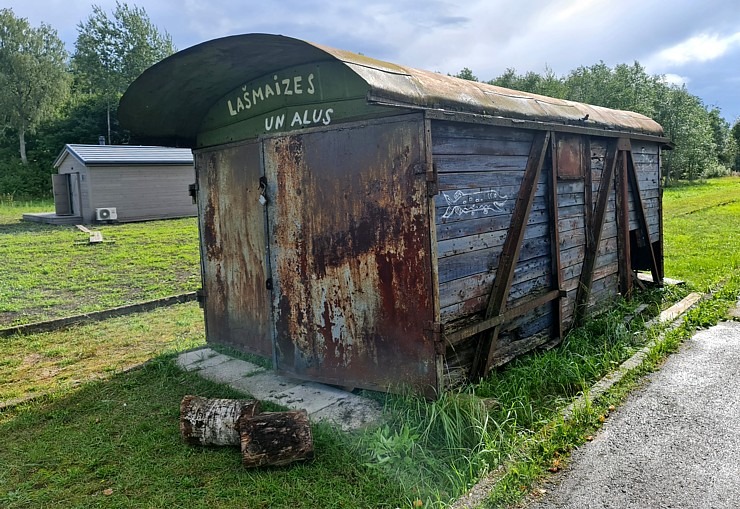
[548,133,564,346]
[424,116,445,396]
[616,137,633,299]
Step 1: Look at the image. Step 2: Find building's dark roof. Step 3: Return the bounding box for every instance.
[119,33,666,147]
[54,144,193,168]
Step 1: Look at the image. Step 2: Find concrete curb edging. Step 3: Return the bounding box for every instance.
[451,292,705,509]
[0,292,197,338]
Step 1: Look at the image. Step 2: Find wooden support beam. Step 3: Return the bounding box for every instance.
[584,139,594,250]
[470,131,550,380]
[548,135,564,343]
[444,289,562,346]
[575,138,619,325]
[627,151,661,285]
[616,146,632,298]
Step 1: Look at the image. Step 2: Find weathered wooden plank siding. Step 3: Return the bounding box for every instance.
[556,176,585,329]
[432,122,555,333]
[434,126,662,383]
[631,143,662,240]
[433,122,532,324]
[589,140,620,311]
[559,138,622,328]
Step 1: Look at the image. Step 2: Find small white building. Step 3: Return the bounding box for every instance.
[26,144,197,224]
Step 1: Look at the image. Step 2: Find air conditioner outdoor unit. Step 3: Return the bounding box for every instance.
[95,207,118,221]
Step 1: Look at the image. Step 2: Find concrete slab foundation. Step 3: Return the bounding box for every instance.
[176,347,382,431]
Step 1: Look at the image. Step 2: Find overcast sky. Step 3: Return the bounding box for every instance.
[8,0,740,123]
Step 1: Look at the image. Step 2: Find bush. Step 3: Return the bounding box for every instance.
[0,156,53,199]
[702,161,732,179]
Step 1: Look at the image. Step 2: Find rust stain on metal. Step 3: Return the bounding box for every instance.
[265,118,437,394]
[360,65,664,136]
[196,142,272,358]
[201,154,222,261]
[555,134,585,179]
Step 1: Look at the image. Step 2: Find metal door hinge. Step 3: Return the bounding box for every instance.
[426,162,438,196]
[426,321,445,354]
[188,182,198,204]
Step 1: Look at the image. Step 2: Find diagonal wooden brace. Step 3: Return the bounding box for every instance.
[470,130,551,380]
[574,138,619,325]
[627,151,661,285]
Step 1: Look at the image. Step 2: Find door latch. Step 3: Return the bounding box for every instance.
[258,176,268,205]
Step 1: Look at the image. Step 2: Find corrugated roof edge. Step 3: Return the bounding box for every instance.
[120,34,667,146]
[54,144,193,168]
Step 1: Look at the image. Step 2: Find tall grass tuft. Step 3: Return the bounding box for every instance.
[357,290,669,506]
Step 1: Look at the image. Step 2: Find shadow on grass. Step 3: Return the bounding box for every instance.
[0,220,74,235]
[0,354,402,509]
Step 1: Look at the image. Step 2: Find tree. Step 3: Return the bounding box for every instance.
[453,67,478,81]
[731,120,740,171]
[488,66,567,98]
[707,108,735,171]
[0,8,69,164]
[72,2,175,144]
[563,61,661,115]
[488,60,733,182]
[655,85,716,182]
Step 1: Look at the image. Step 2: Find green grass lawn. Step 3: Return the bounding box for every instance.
[1,348,400,509]
[1,178,739,508]
[0,199,200,326]
[662,176,740,290]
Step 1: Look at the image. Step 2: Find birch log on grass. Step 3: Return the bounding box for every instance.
[180,395,260,446]
[239,410,314,467]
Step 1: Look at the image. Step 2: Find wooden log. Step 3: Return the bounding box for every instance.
[180,395,260,446]
[239,410,314,468]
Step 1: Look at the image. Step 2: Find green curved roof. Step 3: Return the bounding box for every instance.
[119,33,665,147]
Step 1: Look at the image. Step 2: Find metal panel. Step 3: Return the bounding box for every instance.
[196,141,272,357]
[555,134,584,179]
[263,115,438,395]
[52,174,72,216]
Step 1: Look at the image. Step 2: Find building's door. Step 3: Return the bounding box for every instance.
[262,116,439,395]
[52,174,72,216]
[195,141,273,358]
[68,173,82,216]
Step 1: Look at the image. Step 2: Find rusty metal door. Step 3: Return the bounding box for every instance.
[263,117,438,395]
[195,141,272,357]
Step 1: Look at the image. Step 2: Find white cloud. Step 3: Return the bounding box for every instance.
[655,32,740,66]
[661,73,690,87]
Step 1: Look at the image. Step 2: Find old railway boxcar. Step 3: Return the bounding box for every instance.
[120,34,668,397]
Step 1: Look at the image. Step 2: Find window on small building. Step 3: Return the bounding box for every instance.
[554,134,585,179]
